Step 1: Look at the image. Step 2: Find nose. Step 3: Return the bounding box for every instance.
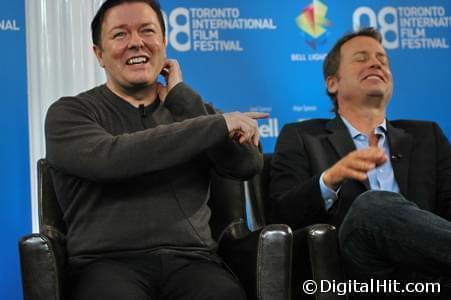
[368,54,384,70]
[128,31,144,49]
[369,57,382,69]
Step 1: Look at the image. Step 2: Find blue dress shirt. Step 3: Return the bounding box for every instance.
[320,117,400,210]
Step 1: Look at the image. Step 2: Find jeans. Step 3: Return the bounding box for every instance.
[339,191,451,298]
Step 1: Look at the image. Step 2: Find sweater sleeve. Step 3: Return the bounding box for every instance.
[164,83,263,180]
[163,82,209,120]
[45,94,229,182]
[205,105,263,180]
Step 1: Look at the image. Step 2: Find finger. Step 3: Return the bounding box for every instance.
[239,123,254,144]
[250,119,260,146]
[160,66,169,78]
[252,127,260,146]
[354,147,385,160]
[239,116,258,132]
[364,147,388,165]
[229,130,238,139]
[344,169,369,181]
[348,161,376,172]
[375,154,388,165]
[163,58,175,70]
[165,59,181,74]
[163,59,183,87]
[243,112,269,120]
[233,132,244,142]
[340,159,375,174]
[240,124,252,142]
[239,115,261,136]
[239,133,247,144]
[347,152,383,170]
[160,60,172,81]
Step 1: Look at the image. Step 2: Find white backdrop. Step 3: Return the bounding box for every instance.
[26,0,104,231]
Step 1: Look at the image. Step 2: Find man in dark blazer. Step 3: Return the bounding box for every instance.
[270,27,451,296]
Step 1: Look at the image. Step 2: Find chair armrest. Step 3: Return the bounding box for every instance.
[19,233,67,300]
[218,222,293,300]
[307,224,346,300]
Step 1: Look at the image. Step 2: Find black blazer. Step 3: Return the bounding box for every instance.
[270,116,451,230]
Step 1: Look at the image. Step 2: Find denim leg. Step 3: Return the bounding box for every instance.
[339,191,451,280]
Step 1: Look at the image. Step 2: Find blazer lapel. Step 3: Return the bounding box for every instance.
[387,121,414,197]
[326,117,371,189]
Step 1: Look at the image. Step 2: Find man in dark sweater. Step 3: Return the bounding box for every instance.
[45,0,265,299]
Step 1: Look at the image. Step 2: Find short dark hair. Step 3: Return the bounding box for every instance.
[91,0,166,48]
[323,27,383,112]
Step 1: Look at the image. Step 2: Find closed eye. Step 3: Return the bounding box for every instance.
[112,31,126,39]
[377,54,389,65]
[353,53,368,62]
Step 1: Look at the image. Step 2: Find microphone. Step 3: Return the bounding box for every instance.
[139,104,146,117]
[391,154,403,161]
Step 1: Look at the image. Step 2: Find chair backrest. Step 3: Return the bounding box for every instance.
[246,153,273,229]
[30,159,293,300]
[37,159,66,239]
[18,160,67,300]
[38,159,249,244]
[208,170,250,242]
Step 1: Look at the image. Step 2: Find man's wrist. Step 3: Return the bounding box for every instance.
[319,172,340,210]
[323,170,340,191]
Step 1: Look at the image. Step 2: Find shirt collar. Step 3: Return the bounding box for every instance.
[340,115,387,139]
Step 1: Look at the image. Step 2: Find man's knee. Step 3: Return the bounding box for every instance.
[70,260,151,300]
[341,191,412,234]
[162,259,246,300]
[339,191,409,251]
[351,191,406,215]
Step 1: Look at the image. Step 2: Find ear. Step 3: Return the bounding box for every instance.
[163,36,167,58]
[326,75,338,95]
[93,45,105,68]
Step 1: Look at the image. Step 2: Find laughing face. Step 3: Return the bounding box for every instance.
[327,36,393,110]
[93,2,166,93]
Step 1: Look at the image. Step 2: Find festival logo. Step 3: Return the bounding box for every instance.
[164,7,277,53]
[295,0,332,49]
[352,6,450,50]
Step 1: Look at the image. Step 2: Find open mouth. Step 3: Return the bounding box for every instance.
[363,74,385,82]
[126,56,149,65]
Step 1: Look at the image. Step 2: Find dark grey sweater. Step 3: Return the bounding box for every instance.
[45,82,262,264]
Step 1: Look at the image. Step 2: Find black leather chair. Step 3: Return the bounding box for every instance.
[19,159,293,300]
[247,154,346,300]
